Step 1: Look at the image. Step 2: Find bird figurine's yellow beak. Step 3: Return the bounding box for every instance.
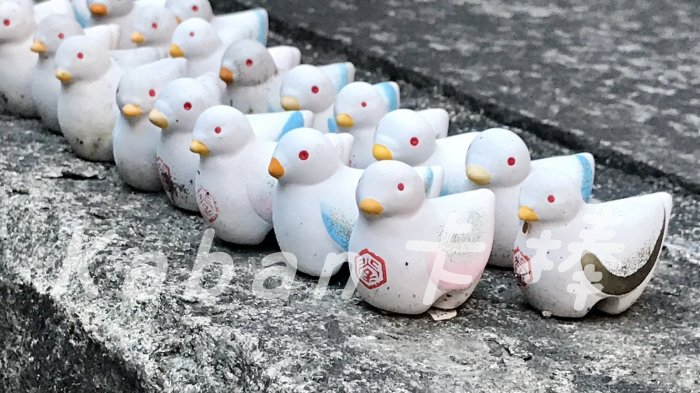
[219,67,234,84]
[149,109,169,129]
[335,113,354,128]
[169,43,185,58]
[89,3,108,17]
[359,198,384,216]
[372,144,393,161]
[175,16,182,24]
[190,140,210,156]
[31,40,47,53]
[131,31,145,44]
[518,206,539,222]
[55,69,72,83]
[280,96,300,111]
[466,165,491,186]
[268,157,285,179]
[121,104,143,118]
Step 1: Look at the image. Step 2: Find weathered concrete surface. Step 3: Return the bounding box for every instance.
[1,25,700,393]
[218,0,700,193]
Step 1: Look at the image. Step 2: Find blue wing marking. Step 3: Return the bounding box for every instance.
[377,82,399,111]
[576,153,594,202]
[277,111,305,141]
[320,204,354,252]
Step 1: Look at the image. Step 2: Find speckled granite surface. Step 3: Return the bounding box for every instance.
[219,0,700,192]
[1,26,699,391]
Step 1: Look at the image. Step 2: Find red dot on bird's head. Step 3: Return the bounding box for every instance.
[410,137,419,146]
[507,156,516,166]
[214,126,222,134]
[148,89,156,97]
[183,102,192,110]
[58,32,65,39]
[3,19,10,27]
[152,22,158,29]
[547,195,556,203]
[298,150,309,160]
[77,52,84,59]
[311,85,319,94]
[189,31,195,37]
[397,183,405,191]
[192,5,199,12]
[361,101,367,108]
[245,59,253,67]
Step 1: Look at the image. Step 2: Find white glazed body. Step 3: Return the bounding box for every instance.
[0,38,38,117]
[57,65,122,161]
[157,129,199,211]
[32,55,61,131]
[225,75,283,114]
[112,115,162,191]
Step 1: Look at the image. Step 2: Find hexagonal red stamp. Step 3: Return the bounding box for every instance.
[197,187,219,223]
[513,247,532,287]
[355,249,387,289]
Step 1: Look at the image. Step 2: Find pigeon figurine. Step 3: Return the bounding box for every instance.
[0,0,37,117]
[113,58,186,191]
[129,4,177,49]
[149,73,224,211]
[54,34,125,161]
[87,0,136,48]
[189,105,279,244]
[165,0,268,44]
[373,108,467,195]
[168,17,225,77]
[31,14,119,132]
[280,63,356,133]
[334,81,400,168]
[349,160,496,315]
[269,127,443,277]
[514,169,672,318]
[465,128,595,267]
[219,39,302,114]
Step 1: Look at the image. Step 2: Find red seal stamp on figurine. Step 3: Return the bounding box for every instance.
[197,187,219,223]
[513,247,532,287]
[355,249,388,289]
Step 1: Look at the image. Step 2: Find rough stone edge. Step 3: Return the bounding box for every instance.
[215,1,700,195]
[0,278,146,393]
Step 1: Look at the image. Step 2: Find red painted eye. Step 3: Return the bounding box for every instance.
[245,58,253,67]
[311,85,319,94]
[183,102,192,110]
[214,126,222,134]
[298,150,309,160]
[547,195,556,203]
[189,31,195,37]
[192,5,199,12]
[77,52,84,59]
[507,156,516,166]
[148,89,156,97]
[397,183,405,191]
[361,101,367,108]
[152,22,158,29]
[410,137,419,146]
[58,32,65,39]
[3,19,10,27]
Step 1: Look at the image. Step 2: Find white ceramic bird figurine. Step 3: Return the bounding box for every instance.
[31,14,119,132]
[280,63,356,133]
[334,81,400,168]
[269,128,443,277]
[372,108,468,195]
[0,0,37,117]
[165,0,268,44]
[168,17,223,77]
[514,169,672,318]
[54,34,125,161]
[189,105,280,244]
[349,160,496,315]
[149,73,224,211]
[129,4,177,49]
[87,0,137,48]
[113,58,186,191]
[465,128,595,267]
[219,39,301,114]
